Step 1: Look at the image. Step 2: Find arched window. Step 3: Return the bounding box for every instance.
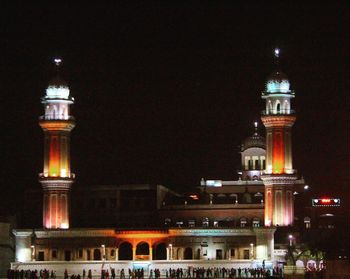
[240,218,247,227]
[252,218,260,227]
[136,242,150,259]
[276,102,281,114]
[304,217,311,229]
[202,218,209,228]
[184,247,193,260]
[153,243,166,260]
[93,249,101,260]
[118,242,132,260]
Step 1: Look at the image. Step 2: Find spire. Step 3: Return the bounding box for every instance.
[45,57,70,100]
[254,121,258,135]
[54,57,62,66]
[274,47,280,66]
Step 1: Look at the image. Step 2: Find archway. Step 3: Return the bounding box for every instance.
[119,242,133,260]
[275,101,281,114]
[153,243,166,260]
[184,247,193,260]
[136,242,149,260]
[93,249,101,260]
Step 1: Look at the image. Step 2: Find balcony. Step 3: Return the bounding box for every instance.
[39,115,75,121]
[261,109,295,116]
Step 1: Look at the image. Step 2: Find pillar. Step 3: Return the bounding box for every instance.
[149,247,153,260]
[132,247,136,260]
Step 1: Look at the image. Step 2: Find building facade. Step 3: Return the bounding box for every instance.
[13,52,309,274]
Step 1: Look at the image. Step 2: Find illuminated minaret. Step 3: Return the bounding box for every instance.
[39,58,75,229]
[261,48,297,227]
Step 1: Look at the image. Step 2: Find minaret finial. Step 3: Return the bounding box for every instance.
[54,57,62,66]
[254,121,258,135]
[53,58,62,75]
[274,48,280,66]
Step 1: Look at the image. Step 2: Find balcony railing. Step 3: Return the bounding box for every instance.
[39,115,75,121]
[39,173,75,179]
[261,109,295,116]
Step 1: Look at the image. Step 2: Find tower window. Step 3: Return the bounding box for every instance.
[248,160,253,170]
[255,160,259,170]
[276,103,281,113]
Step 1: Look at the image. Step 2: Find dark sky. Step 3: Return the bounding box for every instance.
[1,2,350,214]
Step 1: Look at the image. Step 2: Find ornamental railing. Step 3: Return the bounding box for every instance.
[39,115,75,121]
[261,109,295,115]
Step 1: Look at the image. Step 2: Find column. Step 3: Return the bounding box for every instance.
[149,247,153,260]
[132,247,136,260]
[115,248,119,261]
[166,248,170,260]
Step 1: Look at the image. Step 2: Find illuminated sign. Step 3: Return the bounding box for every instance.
[312,198,340,207]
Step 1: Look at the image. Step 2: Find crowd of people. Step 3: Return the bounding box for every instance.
[7,266,282,279]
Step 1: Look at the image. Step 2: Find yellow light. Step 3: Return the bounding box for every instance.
[61,168,67,177]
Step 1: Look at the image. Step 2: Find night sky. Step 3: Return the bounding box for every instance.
[1,2,350,214]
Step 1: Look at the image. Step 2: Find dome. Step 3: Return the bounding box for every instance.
[265,70,291,93]
[45,76,70,99]
[241,131,266,151]
[48,76,68,88]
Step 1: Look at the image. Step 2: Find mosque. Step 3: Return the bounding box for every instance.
[11,50,309,275]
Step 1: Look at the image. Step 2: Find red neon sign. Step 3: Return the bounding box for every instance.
[321,199,331,203]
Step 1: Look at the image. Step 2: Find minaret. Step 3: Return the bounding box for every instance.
[261,49,297,227]
[39,58,75,229]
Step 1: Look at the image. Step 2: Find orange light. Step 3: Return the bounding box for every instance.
[49,136,60,177]
[272,130,284,174]
[189,195,198,200]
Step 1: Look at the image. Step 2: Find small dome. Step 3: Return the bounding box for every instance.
[45,76,70,99]
[266,70,291,93]
[242,131,266,151]
[48,76,68,88]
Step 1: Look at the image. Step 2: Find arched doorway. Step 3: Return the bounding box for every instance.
[93,249,101,260]
[119,242,133,260]
[136,242,149,260]
[153,243,166,260]
[184,247,193,260]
